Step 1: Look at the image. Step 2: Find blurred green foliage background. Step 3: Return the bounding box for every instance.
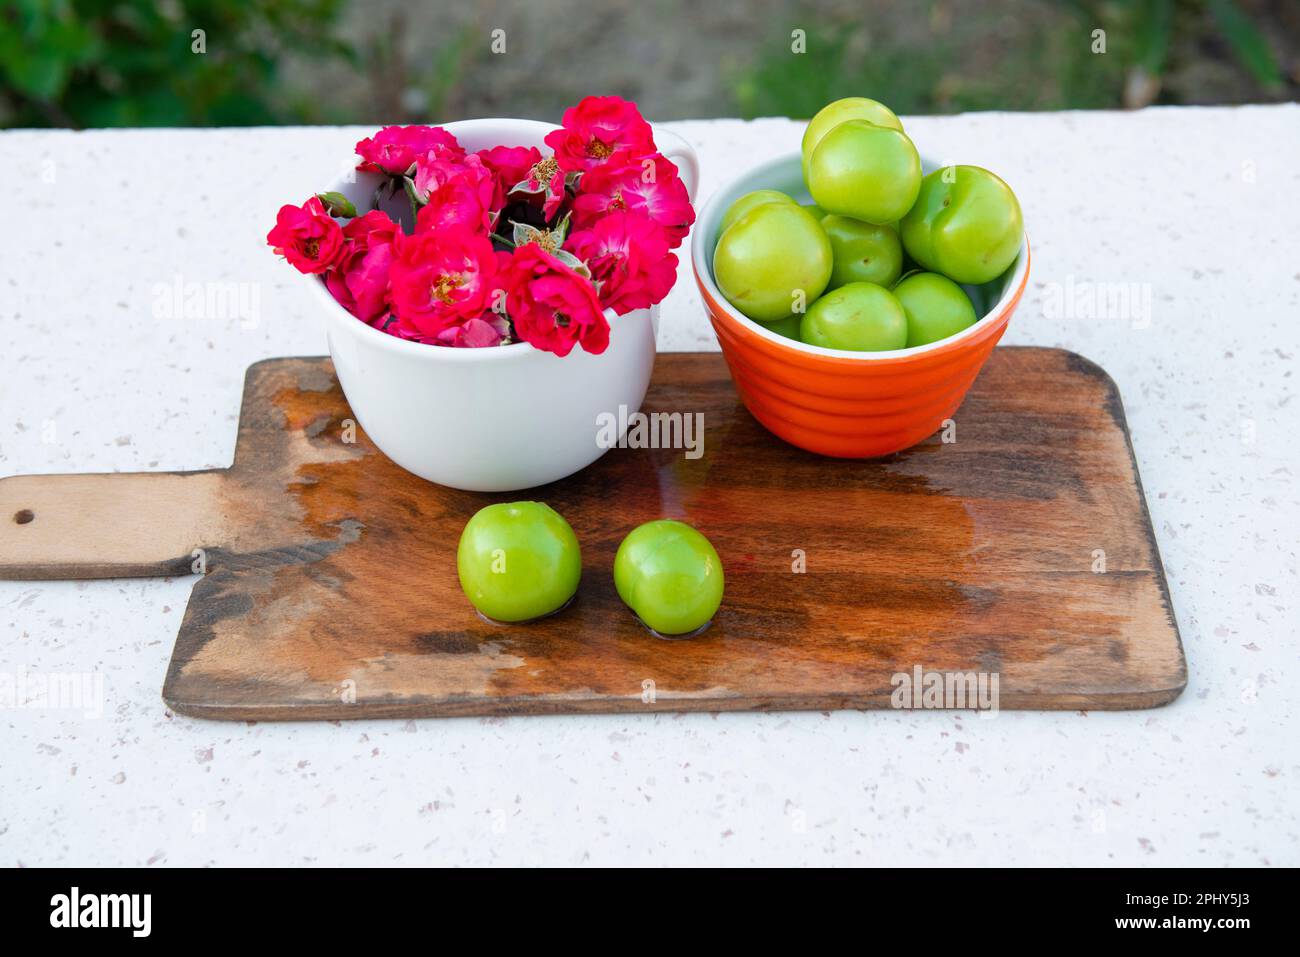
[1,0,1294,128]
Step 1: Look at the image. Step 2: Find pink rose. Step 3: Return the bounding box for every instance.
[514,155,568,221]
[266,196,347,274]
[544,95,656,174]
[572,154,695,247]
[476,145,543,211]
[413,152,497,234]
[477,147,565,218]
[272,102,681,354]
[325,211,400,324]
[378,308,509,348]
[566,211,677,316]
[388,228,504,338]
[432,313,511,348]
[504,243,609,357]
[373,312,428,342]
[355,125,464,175]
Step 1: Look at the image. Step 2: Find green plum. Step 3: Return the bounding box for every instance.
[719,189,795,234]
[899,166,1023,285]
[713,202,832,322]
[614,520,724,636]
[801,201,826,220]
[760,313,803,341]
[457,501,581,623]
[893,272,978,347]
[821,214,903,289]
[807,120,921,226]
[801,97,903,184]
[799,282,907,352]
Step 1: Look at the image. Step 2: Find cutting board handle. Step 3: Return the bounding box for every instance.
[0,471,226,580]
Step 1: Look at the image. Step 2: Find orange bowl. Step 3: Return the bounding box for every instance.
[690,152,1031,458]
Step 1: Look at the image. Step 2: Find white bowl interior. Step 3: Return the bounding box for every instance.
[690,152,1029,360]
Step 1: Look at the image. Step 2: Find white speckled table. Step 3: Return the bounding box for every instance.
[1,106,1296,867]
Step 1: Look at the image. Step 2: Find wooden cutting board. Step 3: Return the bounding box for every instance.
[0,349,1185,719]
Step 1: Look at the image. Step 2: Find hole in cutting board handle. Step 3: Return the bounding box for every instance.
[13,509,34,525]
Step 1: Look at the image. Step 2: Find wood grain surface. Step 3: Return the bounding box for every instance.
[0,349,1185,718]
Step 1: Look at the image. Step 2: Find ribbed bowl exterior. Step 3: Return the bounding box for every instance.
[690,150,1031,459]
[698,265,1027,457]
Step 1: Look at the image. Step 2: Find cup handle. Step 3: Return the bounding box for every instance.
[652,126,700,204]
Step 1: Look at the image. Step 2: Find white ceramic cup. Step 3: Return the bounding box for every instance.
[306,119,699,492]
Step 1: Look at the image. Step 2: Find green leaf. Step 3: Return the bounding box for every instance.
[551,248,591,279]
[508,174,543,197]
[1131,0,1173,75]
[550,211,572,244]
[316,191,357,218]
[512,220,545,248]
[6,52,69,100]
[402,175,424,211]
[1208,0,1283,88]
